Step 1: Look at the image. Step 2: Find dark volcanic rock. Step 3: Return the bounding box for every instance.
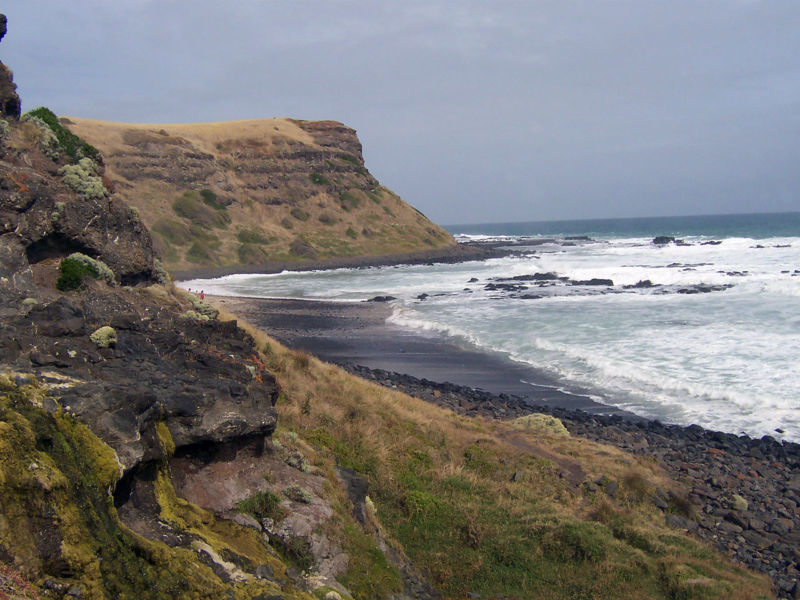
[6,292,279,471]
[653,236,676,245]
[624,279,655,289]
[0,127,156,285]
[0,15,20,118]
[570,278,614,287]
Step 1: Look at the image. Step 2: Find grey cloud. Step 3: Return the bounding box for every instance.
[3,1,799,223]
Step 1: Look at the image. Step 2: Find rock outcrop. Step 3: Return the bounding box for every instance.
[0,107,399,598]
[0,15,21,118]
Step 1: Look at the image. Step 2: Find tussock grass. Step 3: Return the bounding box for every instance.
[218,307,773,599]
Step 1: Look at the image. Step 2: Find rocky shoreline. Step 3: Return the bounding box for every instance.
[341,364,800,599]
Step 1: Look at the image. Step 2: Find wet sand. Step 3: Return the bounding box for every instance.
[209,295,633,416]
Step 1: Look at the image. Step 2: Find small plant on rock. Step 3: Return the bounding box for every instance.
[90,326,117,348]
[237,490,287,522]
[283,485,313,504]
[59,158,108,200]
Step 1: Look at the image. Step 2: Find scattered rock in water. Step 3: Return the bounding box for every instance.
[652,236,676,245]
[570,278,614,287]
[624,279,655,289]
[366,295,396,302]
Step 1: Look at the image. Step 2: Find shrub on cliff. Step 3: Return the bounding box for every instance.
[56,253,114,290]
[59,158,108,200]
[22,106,101,163]
[90,326,117,348]
[20,113,60,159]
[173,191,230,229]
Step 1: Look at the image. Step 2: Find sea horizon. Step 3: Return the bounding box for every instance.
[445,210,800,240]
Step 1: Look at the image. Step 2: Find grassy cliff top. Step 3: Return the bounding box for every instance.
[66,116,456,273]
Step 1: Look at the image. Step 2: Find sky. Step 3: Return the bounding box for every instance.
[3,1,799,225]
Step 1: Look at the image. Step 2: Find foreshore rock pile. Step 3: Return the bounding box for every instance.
[344,363,800,599]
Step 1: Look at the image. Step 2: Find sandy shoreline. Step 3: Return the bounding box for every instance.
[209,294,635,417]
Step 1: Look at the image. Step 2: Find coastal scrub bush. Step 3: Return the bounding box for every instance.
[345,227,358,239]
[57,256,96,290]
[152,219,191,245]
[59,158,108,200]
[67,252,114,284]
[199,188,226,210]
[308,172,330,186]
[179,310,209,322]
[542,522,609,563]
[337,153,360,165]
[173,191,230,229]
[186,241,213,264]
[20,113,61,159]
[237,490,287,522]
[289,237,317,259]
[290,207,309,221]
[513,413,569,437]
[89,326,117,348]
[236,227,272,245]
[338,191,361,211]
[57,253,114,290]
[23,106,102,162]
[188,295,218,319]
[152,258,171,285]
[283,484,313,504]
[237,243,269,265]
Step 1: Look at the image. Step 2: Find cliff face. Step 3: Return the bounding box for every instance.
[67,117,456,272]
[0,29,406,596]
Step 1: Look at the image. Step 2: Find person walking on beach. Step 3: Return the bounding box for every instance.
[200,290,205,300]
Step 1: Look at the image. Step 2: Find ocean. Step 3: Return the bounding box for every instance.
[183,212,800,442]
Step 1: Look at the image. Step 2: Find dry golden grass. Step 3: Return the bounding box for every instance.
[66,117,317,155]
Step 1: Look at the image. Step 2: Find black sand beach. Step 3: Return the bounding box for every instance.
[209,295,630,416]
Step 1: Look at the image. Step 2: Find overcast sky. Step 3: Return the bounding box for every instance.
[3,1,799,225]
